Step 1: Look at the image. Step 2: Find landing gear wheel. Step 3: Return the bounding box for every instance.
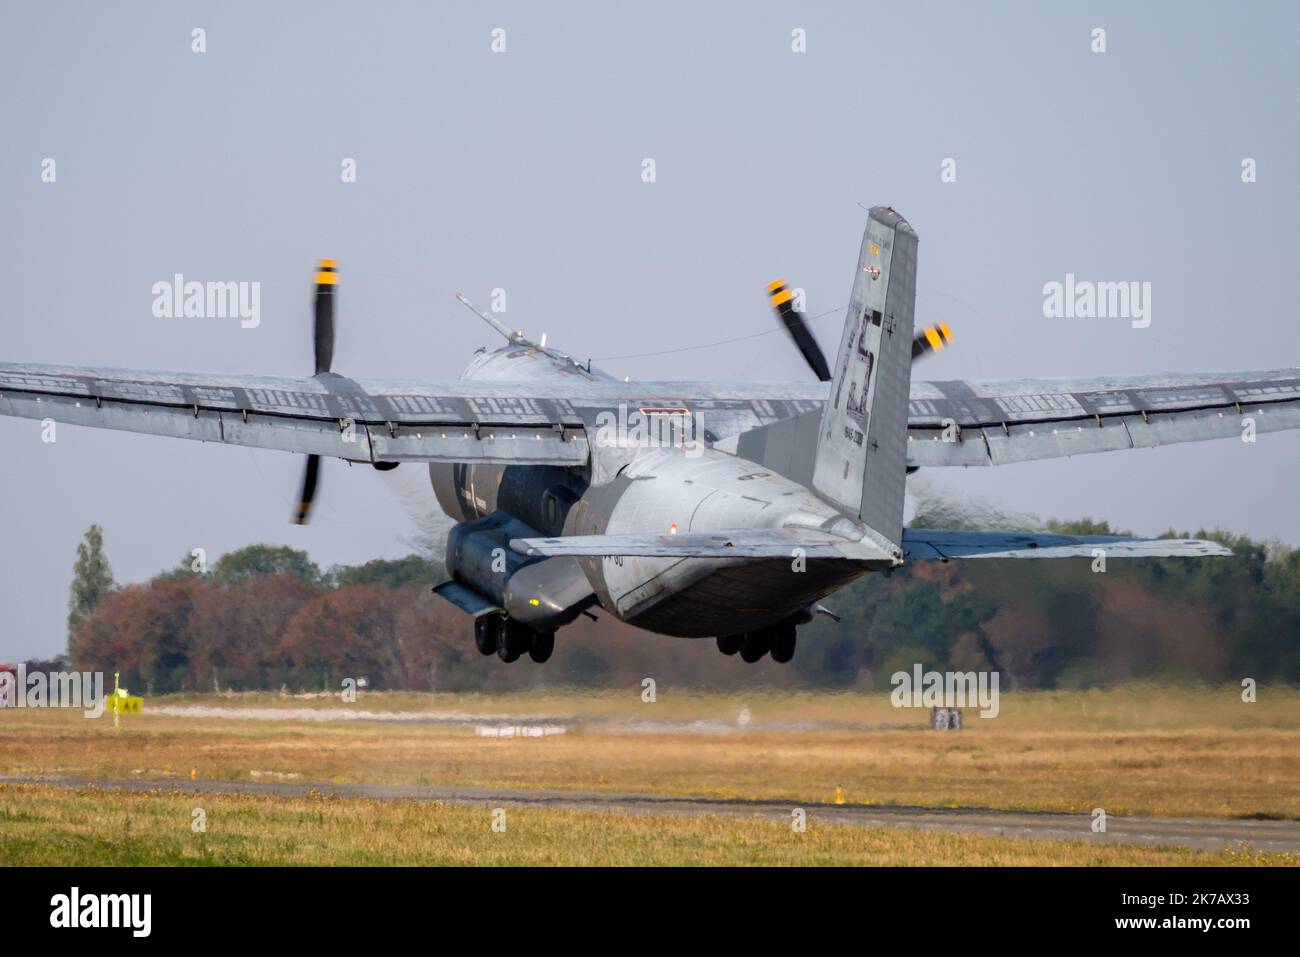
[496,620,532,662]
[739,631,771,663]
[528,632,555,663]
[474,617,499,656]
[716,634,741,656]
[770,626,797,664]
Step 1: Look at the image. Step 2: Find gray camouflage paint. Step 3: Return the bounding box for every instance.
[1,207,1296,641]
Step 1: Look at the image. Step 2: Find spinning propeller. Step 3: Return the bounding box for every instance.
[292,259,337,525]
[766,280,832,381]
[766,279,953,380]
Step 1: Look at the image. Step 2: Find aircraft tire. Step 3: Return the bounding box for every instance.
[716,634,741,656]
[739,632,770,663]
[528,632,555,663]
[497,620,530,662]
[475,617,499,656]
[770,626,797,664]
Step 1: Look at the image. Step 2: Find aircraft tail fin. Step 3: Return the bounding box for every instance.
[812,207,918,550]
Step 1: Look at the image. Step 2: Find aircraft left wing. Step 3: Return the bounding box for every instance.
[907,368,1300,466]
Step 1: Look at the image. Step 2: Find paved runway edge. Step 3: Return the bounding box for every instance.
[4,774,1297,853]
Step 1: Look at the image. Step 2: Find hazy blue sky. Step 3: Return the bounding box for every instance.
[2,1,1297,659]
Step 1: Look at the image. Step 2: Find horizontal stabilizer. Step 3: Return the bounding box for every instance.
[902,528,1232,561]
[511,526,890,560]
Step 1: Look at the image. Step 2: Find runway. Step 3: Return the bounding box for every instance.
[6,774,1298,854]
[142,704,888,734]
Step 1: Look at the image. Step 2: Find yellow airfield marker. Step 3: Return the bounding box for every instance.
[107,671,143,728]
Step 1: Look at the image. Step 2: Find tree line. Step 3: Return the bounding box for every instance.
[57,520,1300,694]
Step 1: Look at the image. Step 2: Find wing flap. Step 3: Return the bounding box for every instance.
[368,425,588,465]
[0,390,227,445]
[902,528,1232,561]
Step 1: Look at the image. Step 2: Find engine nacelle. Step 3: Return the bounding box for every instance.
[444,510,595,630]
[430,462,585,533]
[444,511,537,606]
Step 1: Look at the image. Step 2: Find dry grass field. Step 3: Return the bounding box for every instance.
[1,782,1293,866]
[3,684,1297,821]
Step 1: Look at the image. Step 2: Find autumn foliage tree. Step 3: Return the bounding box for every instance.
[65,526,1300,693]
[71,579,199,693]
[69,545,472,693]
[280,583,469,691]
[187,573,320,691]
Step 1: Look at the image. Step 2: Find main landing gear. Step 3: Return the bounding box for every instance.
[716,623,797,664]
[475,616,554,663]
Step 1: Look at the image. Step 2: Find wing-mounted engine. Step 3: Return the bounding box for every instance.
[436,510,597,649]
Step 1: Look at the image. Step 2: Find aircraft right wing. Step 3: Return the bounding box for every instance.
[907,368,1300,467]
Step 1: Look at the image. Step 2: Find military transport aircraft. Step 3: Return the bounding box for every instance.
[3,208,1298,664]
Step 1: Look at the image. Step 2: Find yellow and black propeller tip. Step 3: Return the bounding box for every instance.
[295,259,338,525]
[767,279,832,382]
[293,453,321,526]
[314,259,337,376]
[911,322,953,360]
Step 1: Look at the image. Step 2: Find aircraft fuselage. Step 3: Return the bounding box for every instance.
[431,342,875,637]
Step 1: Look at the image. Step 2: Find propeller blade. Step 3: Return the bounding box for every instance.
[293,454,321,525]
[295,258,336,524]
[767,280,831,382]
[313,259,337,375]
[911,322,953,360]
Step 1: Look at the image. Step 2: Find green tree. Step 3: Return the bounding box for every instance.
[328,555,445,589]
[210,544,321,586]
[157,551,202,582]
[795,567,1000,688]
[1045,516,1133,536]
[68,524,114,650]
